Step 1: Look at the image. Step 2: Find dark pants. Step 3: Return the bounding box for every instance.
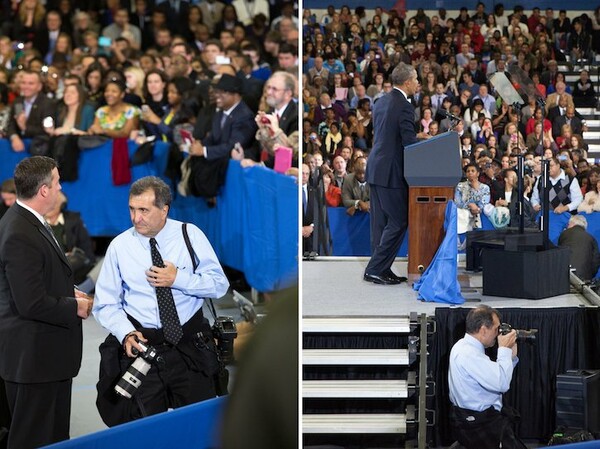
[5,379,72,449]
[129,342,217,420]
[366,184,408,275]
[450,405,527,449]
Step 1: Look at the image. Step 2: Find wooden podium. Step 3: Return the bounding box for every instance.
[404,132,462,276]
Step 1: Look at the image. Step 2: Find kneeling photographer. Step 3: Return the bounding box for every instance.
[93,177,231,426]
[448,306,528,449]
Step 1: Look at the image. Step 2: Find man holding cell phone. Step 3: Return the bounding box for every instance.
[6,70,56,152]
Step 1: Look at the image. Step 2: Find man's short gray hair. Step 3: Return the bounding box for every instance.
[130,176,172,209]
[390,62,416,86]
[569,214,588,230]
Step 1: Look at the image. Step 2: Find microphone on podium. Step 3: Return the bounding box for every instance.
[439,110,462,122]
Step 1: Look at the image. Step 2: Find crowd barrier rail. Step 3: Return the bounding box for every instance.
[44,396,226,449]
[327,207,595,257]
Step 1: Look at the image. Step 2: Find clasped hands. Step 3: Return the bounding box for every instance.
[347,200,370,216]
[145,261,177,288]
[189,140,206,157]
[75,289,93,320]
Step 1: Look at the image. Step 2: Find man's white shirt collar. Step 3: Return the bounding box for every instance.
[16,199,46,225]
[394,86,409,101]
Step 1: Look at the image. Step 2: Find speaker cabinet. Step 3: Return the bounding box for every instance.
[482,247,570,299]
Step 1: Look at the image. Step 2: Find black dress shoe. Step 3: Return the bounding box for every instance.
[364,273,402,285]
[385,270,408,283]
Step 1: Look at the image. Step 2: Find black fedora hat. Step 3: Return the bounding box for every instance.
[214,74,242,94]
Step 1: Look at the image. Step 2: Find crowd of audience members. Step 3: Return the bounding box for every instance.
[302,3,600,248]
[0,0,300,198]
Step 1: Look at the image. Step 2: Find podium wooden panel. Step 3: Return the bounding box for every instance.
[404,131,462,277]
[407,186,454,276]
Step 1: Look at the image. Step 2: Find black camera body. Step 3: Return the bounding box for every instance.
[499,322,538,340]
[212,316,237,365]
[115,341,163,399]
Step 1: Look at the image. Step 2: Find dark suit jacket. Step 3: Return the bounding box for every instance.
[552,115,584,138]
[33,26,67,58]
[302,185,316,253]
[163,0,191,34]
[558,225,600,281]
[366,88,417,188]
[62,210,95,261]
[0,203,8,220]
[278,100,299,137]
[7,95,56,139]
[0,204,82,383]
[204,100,258,160]
[240,74,264,114]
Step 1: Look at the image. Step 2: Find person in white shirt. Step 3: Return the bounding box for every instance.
[449,305,524,449]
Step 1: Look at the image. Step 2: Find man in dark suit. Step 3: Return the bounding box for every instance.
[130,0,153,50]
[187,74,257,201]
[33,10,65,64]
[45,191,96,287]
[552,104,584,139]
[159,0,191,34]
[252,71,298,166]
[6,71,56,152]
[302,163,316,254]
[264,71,298,137]
[190,74,258,160]
[0,179,16,221]
[364,62,420,285]
[0,156,92,449]
[558,214,600,281]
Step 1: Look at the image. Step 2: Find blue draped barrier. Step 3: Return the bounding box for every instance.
[328,206,600,258]
[327,208,408,256]
[169,162,298,292]
[0,139,298,292]
[44,396,226,449]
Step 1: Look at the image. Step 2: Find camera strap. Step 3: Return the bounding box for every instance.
[182,223,218,320]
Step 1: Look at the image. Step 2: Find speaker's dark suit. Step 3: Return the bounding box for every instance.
[0,204,82,448]
[203,100,258,160]
[365,88,417,275]
[6,95,56,139]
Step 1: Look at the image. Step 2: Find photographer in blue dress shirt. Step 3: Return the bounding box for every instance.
[448,306,526,449]
[93,176,229,422]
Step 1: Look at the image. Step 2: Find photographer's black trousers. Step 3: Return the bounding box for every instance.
[96,308,219,427]
[133,342,217,419]
[450,405,527,449]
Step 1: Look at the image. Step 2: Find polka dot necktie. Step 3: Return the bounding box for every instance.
[149,238,183,345]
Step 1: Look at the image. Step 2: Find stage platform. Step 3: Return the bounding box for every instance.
[302,257,600,448]
[302,257,593,318]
